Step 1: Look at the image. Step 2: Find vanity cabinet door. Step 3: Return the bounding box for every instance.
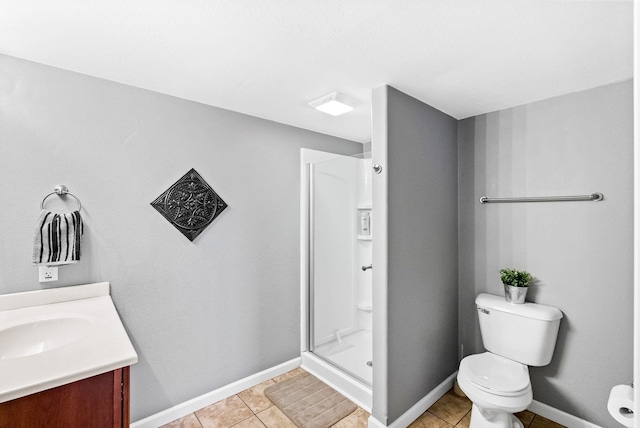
[0,366,130,428]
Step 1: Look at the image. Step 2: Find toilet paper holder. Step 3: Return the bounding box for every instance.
[620,382,634,415]
[608,383,634,427]
[619,408,633,415]
[620,383,634,415]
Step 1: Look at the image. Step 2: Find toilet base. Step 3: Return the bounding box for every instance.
[470,404,524,428]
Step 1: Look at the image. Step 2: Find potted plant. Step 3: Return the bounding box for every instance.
[500,268,533,304]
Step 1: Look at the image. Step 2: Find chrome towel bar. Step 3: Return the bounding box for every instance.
[479,193,603,204]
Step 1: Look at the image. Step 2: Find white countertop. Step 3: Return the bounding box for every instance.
[0,282,138,403]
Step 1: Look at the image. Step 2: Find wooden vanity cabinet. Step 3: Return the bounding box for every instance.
[0,366,130,428]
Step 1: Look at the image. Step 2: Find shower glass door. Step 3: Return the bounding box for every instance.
[309,153,372,385]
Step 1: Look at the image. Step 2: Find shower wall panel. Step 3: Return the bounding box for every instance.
[312,156,359,346]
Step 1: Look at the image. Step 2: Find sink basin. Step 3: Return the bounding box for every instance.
[0,315,93,360]
[0,282,137,403]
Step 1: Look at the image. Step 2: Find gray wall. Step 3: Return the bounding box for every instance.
[372,85,458,424]
[0,54,362,421]
[458,80,633,426]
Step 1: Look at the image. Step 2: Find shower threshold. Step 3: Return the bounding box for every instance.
[300,351,372,412]
[313,329,372,385]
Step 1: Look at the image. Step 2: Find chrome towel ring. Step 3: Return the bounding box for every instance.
[41,184,82,211]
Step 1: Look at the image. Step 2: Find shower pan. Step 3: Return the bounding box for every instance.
[300,148,373,410]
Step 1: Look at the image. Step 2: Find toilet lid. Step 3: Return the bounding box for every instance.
[460,353,530,394]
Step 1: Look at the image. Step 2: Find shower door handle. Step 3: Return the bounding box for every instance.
[362,264,372,271]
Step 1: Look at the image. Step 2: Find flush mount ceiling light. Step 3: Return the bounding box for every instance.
[309,92,357,116]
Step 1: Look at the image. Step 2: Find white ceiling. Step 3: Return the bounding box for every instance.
[0,0,633,143]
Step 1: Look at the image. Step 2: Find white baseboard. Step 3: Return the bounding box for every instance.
[131,362,600,428]
[367,371,457,428]
[366,373,600,428]
[528,400,602,428]
[131,358,301,428]
[368,416,387,428]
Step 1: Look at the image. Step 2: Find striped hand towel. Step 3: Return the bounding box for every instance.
[32,210,84,266]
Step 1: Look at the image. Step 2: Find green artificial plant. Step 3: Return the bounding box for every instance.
[499,268,533,288]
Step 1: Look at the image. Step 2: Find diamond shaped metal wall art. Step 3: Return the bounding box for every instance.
[151,168,227,241]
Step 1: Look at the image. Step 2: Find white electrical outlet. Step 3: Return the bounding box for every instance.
[38,266,58,282]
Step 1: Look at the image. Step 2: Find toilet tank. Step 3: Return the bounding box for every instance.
[476,293,563,366]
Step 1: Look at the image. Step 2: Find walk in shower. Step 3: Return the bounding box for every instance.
[300,149,373,410]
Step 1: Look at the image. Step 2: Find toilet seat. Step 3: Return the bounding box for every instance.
[459,352,530,397]
[457,353,533,417]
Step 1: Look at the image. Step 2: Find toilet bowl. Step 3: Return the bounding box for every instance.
[458,294,563,428]
[457,352,533,428]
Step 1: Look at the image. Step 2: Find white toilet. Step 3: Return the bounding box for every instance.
[457,293,563,428]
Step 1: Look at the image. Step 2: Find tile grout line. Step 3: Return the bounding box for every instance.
[455,408,471,427]
[426,409,455,427]
[193,411,205,428]
[236,391,275,415]
[239,392,272,428]
[229,394,259,428]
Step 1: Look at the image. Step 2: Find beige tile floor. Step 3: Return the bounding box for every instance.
[161,368,566,428]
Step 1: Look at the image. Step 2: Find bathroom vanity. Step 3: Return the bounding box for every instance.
[0,367,130,427]
[0,282,137,427]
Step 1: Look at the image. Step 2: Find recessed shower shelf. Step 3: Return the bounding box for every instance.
[357,204,372,210]
[357,235,372,241]
[357,302,372,312]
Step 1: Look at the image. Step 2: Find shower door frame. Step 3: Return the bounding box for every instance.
[299,148,373,412]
